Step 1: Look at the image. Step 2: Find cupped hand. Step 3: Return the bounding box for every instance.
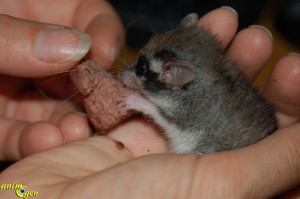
[1,7,300,198]
[0,0,124,161]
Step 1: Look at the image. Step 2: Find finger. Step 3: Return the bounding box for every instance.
[1,136,133,178]
[198,6,238,48]
[0,114,91,161]
[58,112,92,143]
[0,112,91,161]
[264,54,300,127]
[1,92,91,160]
[0,14,91,77]
[3,122,300,198]
[0,136,134,199]
[0,0,124,70]
[0,118,64,161]
[178,124,300,199]
[228,123,300,198]
[74,0,125,68]
[95,123,300,199]
[19,122,65,158]
[226,26,273,80]
[59,154,199,199]
[85,123,300,199]
[20,113,91,157]
[198,8,273,80]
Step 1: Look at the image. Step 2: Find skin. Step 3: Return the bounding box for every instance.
[1,3,300,199]
[0,0,124,160]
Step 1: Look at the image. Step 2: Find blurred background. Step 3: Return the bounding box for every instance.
[109,0,270,47]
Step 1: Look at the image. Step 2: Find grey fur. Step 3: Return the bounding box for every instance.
[118,13,278,154]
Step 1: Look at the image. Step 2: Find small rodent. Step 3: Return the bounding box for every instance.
[117,13,278,154]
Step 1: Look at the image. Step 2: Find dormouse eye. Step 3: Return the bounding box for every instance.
[135,63,149,76]
[135,54,150,76]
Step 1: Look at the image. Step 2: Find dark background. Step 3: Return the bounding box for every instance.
[108,0,269,47]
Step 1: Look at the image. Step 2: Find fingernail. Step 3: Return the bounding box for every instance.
[249,25,273,41]
[35,26,91,63]
[288,52,300,57]
[221,6,238,16]
[111,41,123,62]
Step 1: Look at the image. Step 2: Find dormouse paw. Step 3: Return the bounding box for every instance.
[117,94,158,118]
[117,96,130,117]
[117,94,140,117]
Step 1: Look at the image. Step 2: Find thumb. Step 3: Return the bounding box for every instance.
[65,124,300,199]
[59,154,200,199]
[0,14,91,77]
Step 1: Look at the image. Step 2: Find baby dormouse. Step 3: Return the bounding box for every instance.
[117,13,277,154]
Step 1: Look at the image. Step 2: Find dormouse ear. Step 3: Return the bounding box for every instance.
[180,13,198,28]
[160,62,196,87]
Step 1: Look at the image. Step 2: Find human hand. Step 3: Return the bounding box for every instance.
[0,0,124,161]
[1,6,300,198]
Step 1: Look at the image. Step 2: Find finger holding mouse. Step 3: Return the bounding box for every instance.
[0,0,124,161]
[198,6,239,48]
[0,10,91,161]
[198,7,273,80]
[264,54,300,128]
[226,25,273,80]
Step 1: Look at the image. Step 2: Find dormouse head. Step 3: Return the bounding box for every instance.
[119,13,223,94]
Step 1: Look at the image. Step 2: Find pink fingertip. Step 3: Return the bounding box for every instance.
[20,121,64,157]
[58,112,92,143]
